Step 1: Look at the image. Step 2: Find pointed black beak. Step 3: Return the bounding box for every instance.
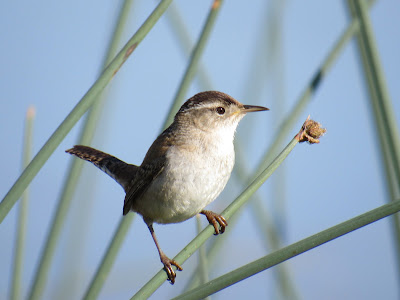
[242,105,269,113]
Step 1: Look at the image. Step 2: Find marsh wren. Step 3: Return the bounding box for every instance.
[66,91,269,284]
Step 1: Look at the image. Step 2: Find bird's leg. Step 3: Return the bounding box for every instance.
[200,210,228,235]
[148,224,182,284]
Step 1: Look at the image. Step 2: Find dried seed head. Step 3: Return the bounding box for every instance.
[296,116,326,144]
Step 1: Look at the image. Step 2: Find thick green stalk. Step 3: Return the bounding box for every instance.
[27,1,136,299]
[347,0,400,203]
[26,1,172,299]
[173,199,400,300]
[10,107,35,300]
[347,0,400,287]
[131,132,300,299]
[183,0,376,291]
[0,0,172,224]
[162,0,224,129]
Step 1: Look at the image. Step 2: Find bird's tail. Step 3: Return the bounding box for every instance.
[65,145,138,191]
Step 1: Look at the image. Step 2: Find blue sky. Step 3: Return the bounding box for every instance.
[1,1,400,299]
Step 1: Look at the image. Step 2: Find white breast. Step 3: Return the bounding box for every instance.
[137,126,235,224]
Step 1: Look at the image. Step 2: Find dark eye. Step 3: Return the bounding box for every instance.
[216,107,225,115]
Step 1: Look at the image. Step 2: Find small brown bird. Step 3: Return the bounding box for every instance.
[66,91,268,284]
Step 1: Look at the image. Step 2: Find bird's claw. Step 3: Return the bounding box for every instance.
[201,210,228,235]
[161,255,183,284]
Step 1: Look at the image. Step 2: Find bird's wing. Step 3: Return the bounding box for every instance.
[123,125,175,215]
[122,158,165,215]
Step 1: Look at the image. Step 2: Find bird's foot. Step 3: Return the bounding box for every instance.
[200,210,228,235]
[160,253,183,284]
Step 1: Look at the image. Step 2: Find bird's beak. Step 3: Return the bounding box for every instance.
[242,105,269,113]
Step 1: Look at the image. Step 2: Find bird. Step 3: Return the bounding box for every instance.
[66,91,269,284]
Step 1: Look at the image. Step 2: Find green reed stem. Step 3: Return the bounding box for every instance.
[10,107,35,300]
[0,0,172,225]
[132,130,301,299]
[174,198,400,299]
[27,1,172,299]
[162,0,224,129]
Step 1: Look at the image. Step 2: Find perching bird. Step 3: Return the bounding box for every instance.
[66,91,268,284]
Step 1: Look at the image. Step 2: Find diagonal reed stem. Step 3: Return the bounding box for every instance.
[83,214,135,300]
[27,1,172,299]
[173,199,400,300]
[183,0,376,290]
[56,0,135,295]
[131,124,306,299]
[162,0,224,129]
[164,1,213,90]
[254,0,375,177]
[0,0,173,225]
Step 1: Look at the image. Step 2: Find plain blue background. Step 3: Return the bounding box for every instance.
[1,1,400,299]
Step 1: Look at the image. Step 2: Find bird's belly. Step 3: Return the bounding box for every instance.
[135,149,234,224]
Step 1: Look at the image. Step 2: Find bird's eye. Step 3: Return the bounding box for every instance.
[216,107,225,115]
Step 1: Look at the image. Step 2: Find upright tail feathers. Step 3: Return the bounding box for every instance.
[65,145,138,191]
